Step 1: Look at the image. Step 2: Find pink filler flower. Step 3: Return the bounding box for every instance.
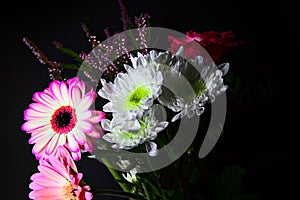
[29,153,93,200]
[21,77,105,160]
[168,30,240,63]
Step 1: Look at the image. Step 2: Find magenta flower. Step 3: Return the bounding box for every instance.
[168,30,240,63]
[29,155,93,200]
[21,77,106,160]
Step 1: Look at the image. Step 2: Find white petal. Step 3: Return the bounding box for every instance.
[146,142,159,157]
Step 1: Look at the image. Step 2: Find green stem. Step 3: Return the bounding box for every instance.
[141,182,151,200]
[101,158,130,192]
[95,189,146,200]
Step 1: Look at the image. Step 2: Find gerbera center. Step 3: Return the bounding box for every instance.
[63,181,78,200]
[51,105,77,134]
[126,85,151,110]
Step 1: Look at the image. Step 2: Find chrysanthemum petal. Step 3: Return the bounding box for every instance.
[103,102,113,112]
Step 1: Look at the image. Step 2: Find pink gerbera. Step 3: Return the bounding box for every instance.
[21,77,106,160]
[29,155,93,200]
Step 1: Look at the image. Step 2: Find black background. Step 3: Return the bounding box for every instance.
[2,0,299,199]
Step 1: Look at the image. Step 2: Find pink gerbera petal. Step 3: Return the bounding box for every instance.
[89,110,106,123]
[70,86,82,108]
[72,130,87,145]
[76,91,96,114]
[66,134,80,153]
[77,120,93,133]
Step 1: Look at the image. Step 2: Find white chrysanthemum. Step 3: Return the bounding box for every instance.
[98,63,163,131]
[157,47,229,122]
[129,51,174,72]
[100,109,168,151]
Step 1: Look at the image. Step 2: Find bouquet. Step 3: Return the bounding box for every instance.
[21,1,256,199]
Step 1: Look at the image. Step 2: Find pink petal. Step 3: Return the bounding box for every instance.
[37,166,66,184]
[86,124,102,138]
[46,156,70,178]
[77,110,93,121]
[82,138,93,152]
[31,131,54,154]
[88,110,106,123]
[76,91,96,114]
[30,174,63,187]
[57,134,67,146]
[77,120,93,133]
[21,121,48,133]
[32,92,58,108]
[29,103,52,113]
[66,134,80,152]
[49,81,64,104]
[29,127,53,144]
[40,92,60,108]
[67,77,79,88]
[70,150,81,161]
[45,134,59,155]
[24,109,49,120]
[83,189,93,200]
[69,86,81,108]
[59,81,70,105]
[72,130,87,145]
[29,188,67,199]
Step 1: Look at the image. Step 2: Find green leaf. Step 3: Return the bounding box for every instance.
[114,178,131,184]
[57,46,83,63]
[60,63,80,70]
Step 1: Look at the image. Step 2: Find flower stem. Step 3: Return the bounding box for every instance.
[141,182,151,200]
[100,158,130,192]
[95,189,146,200]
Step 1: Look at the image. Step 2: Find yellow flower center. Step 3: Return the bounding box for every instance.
[63,181,78,200]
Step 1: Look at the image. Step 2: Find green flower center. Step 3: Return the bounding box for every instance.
[191,80,206,97]
[121,121,147,139]
[126,85,151,110]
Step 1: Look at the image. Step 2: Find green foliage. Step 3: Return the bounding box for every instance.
[56,46,83,63]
